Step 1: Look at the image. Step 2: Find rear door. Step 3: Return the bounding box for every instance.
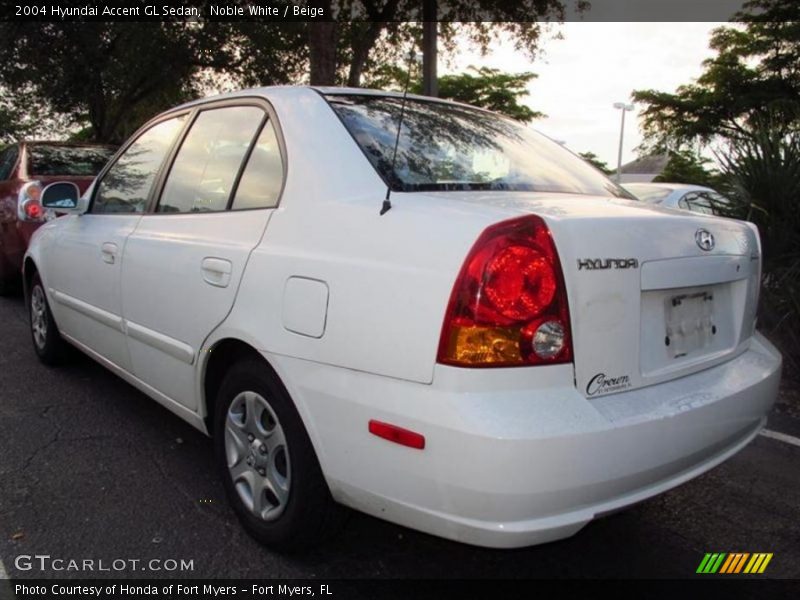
[47,116,187,371]
[120,101,285,410]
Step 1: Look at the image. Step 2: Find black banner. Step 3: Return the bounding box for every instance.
[1,579,799,600]
[0,0,759,23]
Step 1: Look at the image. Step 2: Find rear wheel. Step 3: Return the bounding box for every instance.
[214,358,346,551]
[29,273,70,365]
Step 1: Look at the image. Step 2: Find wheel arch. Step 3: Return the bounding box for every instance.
[202,338,265,435]
[200,336,333,488]
[22,256,39,305]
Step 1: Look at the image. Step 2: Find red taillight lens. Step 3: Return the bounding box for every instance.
[484,245,556,321]
[437,215,572,367]
[17,181,44,222]
[24,201,43,220]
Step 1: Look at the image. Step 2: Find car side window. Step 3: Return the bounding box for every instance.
[0,145,19,180]
[157,106,264,214]
[231,119,284,211]
[92,116,187,215]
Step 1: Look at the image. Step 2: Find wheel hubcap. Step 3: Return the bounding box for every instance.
[225,391,291,521]
[30,286,48,350]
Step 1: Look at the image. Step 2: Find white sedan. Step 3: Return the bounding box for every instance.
[625,182,731,215]
[24,87,781,550]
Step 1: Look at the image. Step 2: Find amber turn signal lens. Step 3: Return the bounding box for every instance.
[439,324,522,366]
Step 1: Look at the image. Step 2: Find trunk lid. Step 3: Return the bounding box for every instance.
[425,192,761,397]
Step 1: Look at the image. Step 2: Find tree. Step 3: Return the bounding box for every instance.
[632,0,800,150]
[0,22,305,143]
[716,124,800,377]
[0,86,67,144]
[307,1,584,87]
[363,65,542,122]
[577,151,612,174]
[0,24,192,143]
[0,4,577,143]
[438,68,543,122]
[653,150,720,188]
[716,125,800,260]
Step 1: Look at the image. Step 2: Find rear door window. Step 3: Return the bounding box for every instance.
[157,106,265,214]
[231,119,284,211]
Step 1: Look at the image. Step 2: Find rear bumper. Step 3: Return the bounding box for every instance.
[268,332,782,548]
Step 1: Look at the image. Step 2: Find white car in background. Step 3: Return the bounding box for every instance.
[24,87,781,550]
[625,182,731,215]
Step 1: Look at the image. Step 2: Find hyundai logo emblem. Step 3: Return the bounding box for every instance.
[695,229,715,251]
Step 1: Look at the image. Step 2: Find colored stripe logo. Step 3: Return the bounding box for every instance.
[696,553,773,574]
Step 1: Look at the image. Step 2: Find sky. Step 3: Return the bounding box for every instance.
[445,22,723,169]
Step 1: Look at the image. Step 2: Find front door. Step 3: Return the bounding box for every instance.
[48,115,188,371]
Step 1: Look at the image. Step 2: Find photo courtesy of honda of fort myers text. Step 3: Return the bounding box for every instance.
[0,0,798,598]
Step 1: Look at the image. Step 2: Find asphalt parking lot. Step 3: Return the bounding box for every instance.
[1,292,799,582]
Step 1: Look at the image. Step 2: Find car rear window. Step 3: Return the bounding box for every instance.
[326,94,630,198]
[28,144,115,177]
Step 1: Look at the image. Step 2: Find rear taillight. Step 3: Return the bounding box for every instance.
[17,181,44,223]
[437,215,572,367]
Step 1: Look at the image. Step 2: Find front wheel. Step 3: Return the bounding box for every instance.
[29,273,70,365]
[214,358,346,551]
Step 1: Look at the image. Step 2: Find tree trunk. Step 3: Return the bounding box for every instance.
[347,22,385,88]
[422,20,438,97]
[308,19,338,85]
[346,0,401,88]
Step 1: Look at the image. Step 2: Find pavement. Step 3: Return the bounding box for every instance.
[1,292,799,581]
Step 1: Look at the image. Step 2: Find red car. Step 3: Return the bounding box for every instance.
[0,141,116,294]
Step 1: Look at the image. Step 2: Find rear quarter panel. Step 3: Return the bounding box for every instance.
[211,89,515,385]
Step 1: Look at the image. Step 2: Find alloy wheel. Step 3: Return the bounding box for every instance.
[30,285,48,350]
[224,391,291,522]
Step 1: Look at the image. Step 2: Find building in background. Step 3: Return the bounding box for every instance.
[615,154,669,183]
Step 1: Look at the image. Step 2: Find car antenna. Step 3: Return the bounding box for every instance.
[381,49,420,216]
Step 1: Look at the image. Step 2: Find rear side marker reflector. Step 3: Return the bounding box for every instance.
[368,420,425,450]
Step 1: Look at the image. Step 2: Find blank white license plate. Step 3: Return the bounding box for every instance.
[665,290,715,358]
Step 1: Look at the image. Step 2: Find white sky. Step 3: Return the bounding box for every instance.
[445,22,722,169]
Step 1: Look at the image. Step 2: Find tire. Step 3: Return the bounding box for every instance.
[214,358,346,552]
[29,273,71,365]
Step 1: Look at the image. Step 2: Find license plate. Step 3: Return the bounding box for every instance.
[665,290,715,359]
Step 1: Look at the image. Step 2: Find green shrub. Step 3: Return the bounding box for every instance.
[716,126,800,380]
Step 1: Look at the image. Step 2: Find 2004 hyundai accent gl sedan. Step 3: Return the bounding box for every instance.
[24,87,782,551]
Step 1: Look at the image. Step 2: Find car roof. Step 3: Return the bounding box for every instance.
[170,85,491,115]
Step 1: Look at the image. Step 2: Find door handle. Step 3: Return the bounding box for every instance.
[101,242,118,264]
[201,257,232,288]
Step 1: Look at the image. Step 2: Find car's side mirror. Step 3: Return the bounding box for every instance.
[41,182,83,213]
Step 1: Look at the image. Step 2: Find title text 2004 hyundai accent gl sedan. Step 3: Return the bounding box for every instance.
[24,87,781,550]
